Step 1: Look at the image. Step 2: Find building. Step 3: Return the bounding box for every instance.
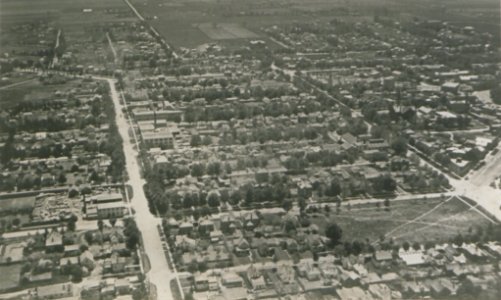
[97,202,126,219]
[142,129,174,149]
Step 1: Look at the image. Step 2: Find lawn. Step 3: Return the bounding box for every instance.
[311,196,492,244]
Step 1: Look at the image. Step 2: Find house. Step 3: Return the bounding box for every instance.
[368,283,392,300]
[199,219,215,234]
[81,280,100,299]
[374,250,392,262]
[60,257,79,270]
[297,260,321,281]
[222,273,244,288]
[80,250,96,270]
[235,238,250,257]
[399,251,426,266]
[336,287,370,300]
[115,278,131,295]
[175,236,197,250]
[178,222,193,235]
[64,244,81,257]
[248,265,266,290]
[194,274,210,292]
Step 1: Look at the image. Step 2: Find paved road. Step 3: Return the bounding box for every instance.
[106,78,174,299]
[469,144,501,186]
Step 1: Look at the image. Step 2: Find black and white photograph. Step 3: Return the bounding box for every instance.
[0,0,500,299]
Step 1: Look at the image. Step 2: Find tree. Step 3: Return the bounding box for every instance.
[298,197,307,213]
[391,137,408,156]
[373,175,397,194]
[402,241,410,251]
[208,192,220,208]
[326,179,342,197]
[58,173,67,184]
[84,231,93,245]
[412,242,421,251]
[325,223,343,246]
[190,135,202,147]
[67,215,77,232]
[70,265,83,283]
[191,163,205,177]
[123,219,140,250]
[97,219,104,232]
[12,218,21,227]
[453,234,464,247]
[109,218,117,227]
[282,200,293,211]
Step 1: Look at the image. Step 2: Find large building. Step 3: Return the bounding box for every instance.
[84,192,126,219]
[141,129,174,149]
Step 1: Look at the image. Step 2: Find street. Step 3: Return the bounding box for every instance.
[106,78,176,299]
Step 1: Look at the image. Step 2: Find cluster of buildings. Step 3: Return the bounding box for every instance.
[162,205,501,300]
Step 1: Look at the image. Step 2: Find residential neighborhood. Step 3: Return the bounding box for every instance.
[1,0,501,299]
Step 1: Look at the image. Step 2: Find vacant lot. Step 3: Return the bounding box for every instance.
[0,264,21,291]
[0,196,36,213]
[311,196,492,244]
[198,23,259,40]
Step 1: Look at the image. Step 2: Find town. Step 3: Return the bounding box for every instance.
[0,0,500,299]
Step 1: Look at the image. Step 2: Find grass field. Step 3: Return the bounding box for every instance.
[311,196,493,244]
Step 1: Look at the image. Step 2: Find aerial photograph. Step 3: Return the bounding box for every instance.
[0,0,500,299]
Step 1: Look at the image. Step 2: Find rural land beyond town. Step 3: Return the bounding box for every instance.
[1,0,501,299]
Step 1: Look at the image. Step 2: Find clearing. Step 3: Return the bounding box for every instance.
[311,196,492,244]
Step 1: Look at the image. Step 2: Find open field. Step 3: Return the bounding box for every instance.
[197,23,259,40]
[0,78,83,108]
[130,0,369,49]
[0,264,22,291]
[311,196,492,244]
[0,196,35,213]
[129,0,500,49]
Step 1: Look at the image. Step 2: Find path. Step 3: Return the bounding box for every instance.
[106,32,118,64]
[0,78,36,90]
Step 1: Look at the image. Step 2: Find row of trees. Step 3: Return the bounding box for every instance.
[182,98,327,123]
